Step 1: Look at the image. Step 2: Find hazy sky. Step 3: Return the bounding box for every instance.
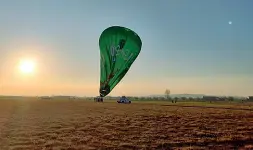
[0,0,252,97]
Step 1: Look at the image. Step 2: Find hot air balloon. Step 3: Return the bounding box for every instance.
[99,26,142,98]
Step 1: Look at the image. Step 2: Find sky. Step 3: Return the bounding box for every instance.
[0,0,252,97]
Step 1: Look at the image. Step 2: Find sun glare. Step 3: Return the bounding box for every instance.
[19,59,36,74]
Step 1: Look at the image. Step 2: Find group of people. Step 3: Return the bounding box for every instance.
[94,96,103,102]
[94,96,131,104]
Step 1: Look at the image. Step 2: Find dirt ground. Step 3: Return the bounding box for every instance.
[0,99,253,150]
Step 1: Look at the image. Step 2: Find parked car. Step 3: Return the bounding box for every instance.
[117,96,131,104]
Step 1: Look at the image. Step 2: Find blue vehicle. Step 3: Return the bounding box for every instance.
[117,96,131,104]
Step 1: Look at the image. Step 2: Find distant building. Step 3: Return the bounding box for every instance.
[248,96,253,101]
[217,97,226,101]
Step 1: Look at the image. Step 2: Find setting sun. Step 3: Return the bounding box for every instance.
[19,59,36,74]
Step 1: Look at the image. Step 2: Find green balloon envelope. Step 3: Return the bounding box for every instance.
[99,26,142,97]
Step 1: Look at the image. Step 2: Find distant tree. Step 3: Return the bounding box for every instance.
[165,89,170,100]
[228,97,234,102]
[141,97,147,101]
[140,97,145,101]
[153,97,159,101]
[160,97,164,100]
[181,97,187,101]
[173,97,179,103]
[189,97,194,101]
